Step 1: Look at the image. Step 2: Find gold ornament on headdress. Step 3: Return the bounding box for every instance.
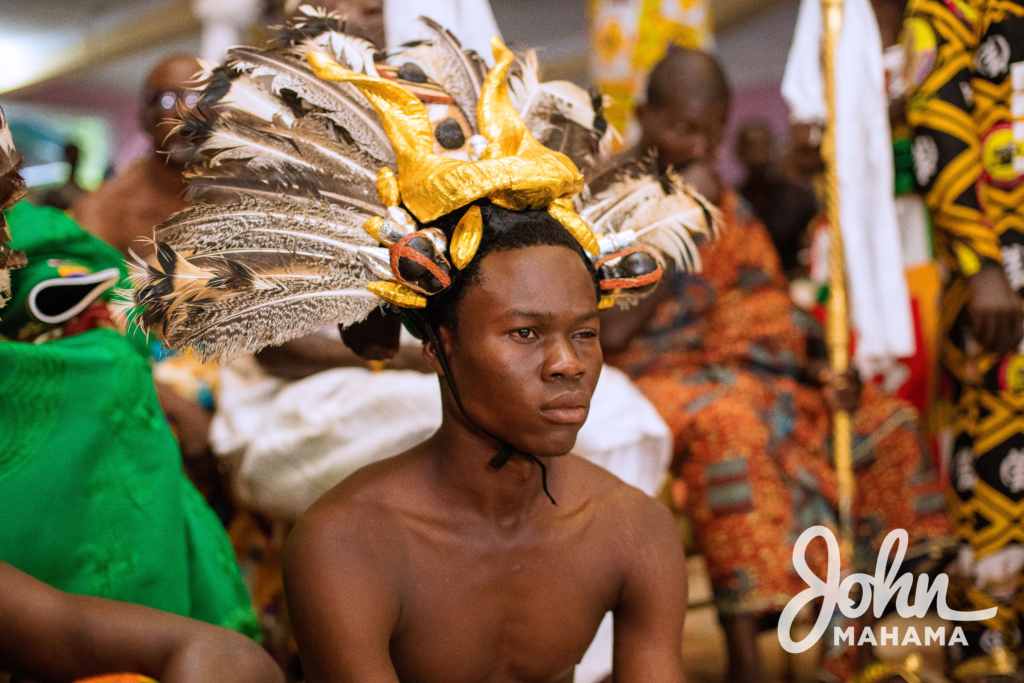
[450,205,483,270]
[306,38,598,255]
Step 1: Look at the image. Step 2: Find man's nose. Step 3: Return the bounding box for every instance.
[544,336,586,380]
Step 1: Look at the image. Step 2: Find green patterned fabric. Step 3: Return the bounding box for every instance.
[0,203,259,639]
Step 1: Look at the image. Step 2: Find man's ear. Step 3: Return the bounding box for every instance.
[421,340,443,376]
[420,326,455,377]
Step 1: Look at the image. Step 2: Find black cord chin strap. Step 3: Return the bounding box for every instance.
[411,313,557,506]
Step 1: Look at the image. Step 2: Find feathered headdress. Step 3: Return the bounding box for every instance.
[127,7,721,360]
[0,105,28,309]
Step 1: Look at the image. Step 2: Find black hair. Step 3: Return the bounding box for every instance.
[646,46,731,110]
[418,201,601,334]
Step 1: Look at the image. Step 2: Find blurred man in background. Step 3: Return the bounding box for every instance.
[736,120,817,278]
[603,47,952,683]
[73,53,200,259]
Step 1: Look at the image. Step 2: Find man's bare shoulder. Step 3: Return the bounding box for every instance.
[289,450,427,555]
[564,455,682,554]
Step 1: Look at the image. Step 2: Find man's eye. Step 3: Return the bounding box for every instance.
[513,328,535,339]
[576,330,598,339]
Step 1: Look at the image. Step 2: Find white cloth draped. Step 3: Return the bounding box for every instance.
[781,0,915,366]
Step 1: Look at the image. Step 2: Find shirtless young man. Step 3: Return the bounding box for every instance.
[124,17,712,681]
[283,213,689,683]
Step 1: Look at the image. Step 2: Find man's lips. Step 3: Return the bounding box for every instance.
[540,393,589,425]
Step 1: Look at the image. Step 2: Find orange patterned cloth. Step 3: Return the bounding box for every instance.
[608,193,953,618]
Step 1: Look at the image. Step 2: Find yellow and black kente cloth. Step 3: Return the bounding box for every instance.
[907,0,1024,670]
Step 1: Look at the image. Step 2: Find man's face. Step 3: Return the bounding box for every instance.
[141,55,204,165]
[442,245,602,458]
[638,96,729,172]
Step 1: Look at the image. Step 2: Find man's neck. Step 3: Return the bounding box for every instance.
[424,407,552,526]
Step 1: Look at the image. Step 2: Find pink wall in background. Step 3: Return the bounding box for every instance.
[717,82,791,188]
[7,84,149,172]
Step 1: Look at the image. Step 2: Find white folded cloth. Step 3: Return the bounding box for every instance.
[782,0,915,366]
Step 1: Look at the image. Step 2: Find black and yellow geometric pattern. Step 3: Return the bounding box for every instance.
[908,0,1024,644]
[906,0,1003,271]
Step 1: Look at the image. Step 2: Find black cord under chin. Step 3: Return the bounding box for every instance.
[407,312,557,506]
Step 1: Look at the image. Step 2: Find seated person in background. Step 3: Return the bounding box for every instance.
[72,53,200,260]
[603,48,953,683]
[736,120,818,278]
[0,200,259,642]
[0,561,281,683]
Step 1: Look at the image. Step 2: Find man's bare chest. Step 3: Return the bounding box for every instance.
[389,522,619,683]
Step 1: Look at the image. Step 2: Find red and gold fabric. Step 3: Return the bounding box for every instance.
[608,193,952,619]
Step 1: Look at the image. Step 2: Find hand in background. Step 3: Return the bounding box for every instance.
[806,358,862,413]
[969,263,1024,355]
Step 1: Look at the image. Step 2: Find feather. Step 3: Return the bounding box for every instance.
[184,163,383,217]
[0,107,26,210]
[278,5,377,56]
[0,105,26,301]
[180,115,382,216]
[227,47,395,166]
[203,66,297,127]
[412,16,486,132]
[0,266,10,308]
[578,168,722,272]
[129,196,381,360]
[507,51,610,171]
[155,196,375,255]
[291,34,379,77]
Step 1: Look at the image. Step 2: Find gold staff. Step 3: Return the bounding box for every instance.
[820,0,855,562]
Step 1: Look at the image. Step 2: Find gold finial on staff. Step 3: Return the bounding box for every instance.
[820,0,855,562]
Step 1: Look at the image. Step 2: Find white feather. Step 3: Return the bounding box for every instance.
[220,73,296,126]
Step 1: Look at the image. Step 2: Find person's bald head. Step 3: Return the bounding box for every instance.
[637,48,731,172]
[141,53,202,164]
[145,53,201,94]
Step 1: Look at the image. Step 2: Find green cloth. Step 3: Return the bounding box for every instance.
[0,202,151,357]
[893,134,916,197]
[0,203,259,639]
